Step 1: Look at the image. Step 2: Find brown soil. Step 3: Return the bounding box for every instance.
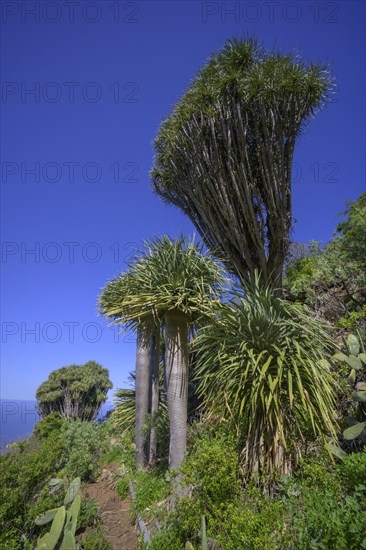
[82,464,138,550]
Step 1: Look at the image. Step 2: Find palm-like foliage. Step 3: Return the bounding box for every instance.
[194,277,338,479]
[110,387,136,436]
[100,236,224,325]
[110,372,169,446]
[100,236,225,470]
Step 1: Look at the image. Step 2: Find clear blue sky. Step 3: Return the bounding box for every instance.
[1,0,365,400]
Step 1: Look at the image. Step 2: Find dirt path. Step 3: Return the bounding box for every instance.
[82,464,138,550]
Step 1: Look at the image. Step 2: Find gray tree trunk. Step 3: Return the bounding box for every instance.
[164,309,189,471]
[135,328,150,469]
[148,328,161,465]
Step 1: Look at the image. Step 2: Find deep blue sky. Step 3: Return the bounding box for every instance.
[1,0,365,400]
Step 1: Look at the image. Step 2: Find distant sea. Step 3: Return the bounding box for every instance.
[0,400,114,450]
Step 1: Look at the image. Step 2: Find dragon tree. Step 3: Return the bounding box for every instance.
[151,38,332,288]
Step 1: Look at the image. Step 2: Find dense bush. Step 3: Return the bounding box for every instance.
[60,420,102,481]
[34,411,65,439]
[181,431,240,508]
[339,448,366,492]
[77,498,99,531]
[279,455,366,549]
[0,414,109,548]
[147,526,182,550]
[131,468,169,522]
[285,194,366,328]
[81,523,112,550]
[0,417,64,549]
[147,428,366,549]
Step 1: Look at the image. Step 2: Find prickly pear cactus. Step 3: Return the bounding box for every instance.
[35,507,60,526]
[331,333,366,451]
[37,506,66,550]
[65,494,81,536]
[60,529,77,550]
[36,478,81,549]
[64,477,81,506]
[333,333,366,388]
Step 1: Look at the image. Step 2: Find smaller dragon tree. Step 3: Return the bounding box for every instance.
[36,361,112,421]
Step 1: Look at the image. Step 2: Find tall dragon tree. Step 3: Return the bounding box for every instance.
[100,236,224,471]
[151,38,332,288]
[99,272,161,469]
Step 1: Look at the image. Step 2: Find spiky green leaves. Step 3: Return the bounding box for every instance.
[153,38,330,145]
[194,279,338,478]
[99,236,225,328]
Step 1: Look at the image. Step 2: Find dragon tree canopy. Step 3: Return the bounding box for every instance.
[151,37,333,288]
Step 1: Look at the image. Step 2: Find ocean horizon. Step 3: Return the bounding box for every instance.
[0,399,114,450]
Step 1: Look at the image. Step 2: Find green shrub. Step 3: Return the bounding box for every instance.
[296,454,342,495]
[116,477,130,500]
[148,435,366,550]
[81,524,112,550]
[0,528,21,550]
[339,449,366,492]
[26,487,62,527]
[148,526,182,550]
[78,499,99,531]
[284,194,366,327]
[0,427,63,548]
[120,439,137,472]
[210,494,285,550]
[181,431,240,506]
[99,445,124,466]
[284,482,366,549]
[149,431,243,547]
[279,457,366,549]
[337,306,366,330]
[132,468,169,520]
[60,420,101,481]
[34,412,65,439]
